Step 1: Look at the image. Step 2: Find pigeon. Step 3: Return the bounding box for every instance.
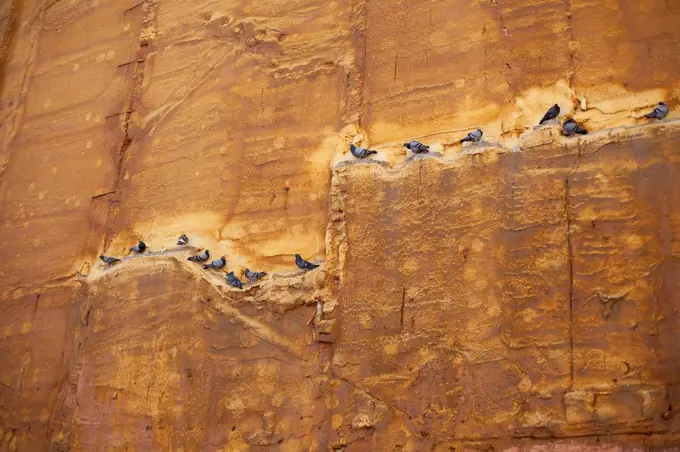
[100,255,120,266]
[245,268,267,282]
[403,141,430,153]
[644,101,669,120]
[350,143,378,159]
[295,254,319,270]
[188,249,210,262]
[539,104,560,124]
[129,240,146,253]
[204,256,226,270]
[177,234,188,246]
[563,118,588,136]
[226,271,243,289]
[460,129,483,143]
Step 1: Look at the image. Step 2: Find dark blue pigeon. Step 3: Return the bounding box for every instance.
[100,255,120,266]
[350,143,378,159]
[461,129,483,143]
[539,104,560,124]
[226,271,243,289]
[295,254,319,270]
[204,256,226,270]
[563,118,587,136]
[245,268,267,282]
[403,141,430,153]
[188,249,210,262]
[129,240,146,253]
[645,102,669,120]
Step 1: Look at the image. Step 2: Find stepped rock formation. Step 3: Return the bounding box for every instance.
[1,0,680,450]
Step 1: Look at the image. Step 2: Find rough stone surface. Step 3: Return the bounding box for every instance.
[1,0,680,450]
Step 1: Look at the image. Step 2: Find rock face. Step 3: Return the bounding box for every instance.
[1,0,679,450]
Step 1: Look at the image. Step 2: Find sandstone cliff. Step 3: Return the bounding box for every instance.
[1,0,679,450]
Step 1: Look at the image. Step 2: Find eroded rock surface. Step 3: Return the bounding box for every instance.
[1,0,680,450]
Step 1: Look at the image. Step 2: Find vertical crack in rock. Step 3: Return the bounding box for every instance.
[0,0,18,75]
[0,0,45,181]
[343,0,369,124]
[102,0,157,250]
[325,166,349,302]
[322,165,350,446]
[400,287,406,328]
[564,177,575,388]
[563,0,577,96]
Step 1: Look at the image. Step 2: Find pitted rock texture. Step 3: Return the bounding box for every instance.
[1,0,680,450]
[326,125,680,449]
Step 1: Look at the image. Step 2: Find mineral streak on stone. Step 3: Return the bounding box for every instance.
[1,0,680,450]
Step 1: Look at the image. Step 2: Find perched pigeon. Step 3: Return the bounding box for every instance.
[177,234,188,246]
[245,268,267,282]
[188,249,210,262]
[226,271,243,289]
[645,101,669,120]
[129,240,146,253]
[461,129,483,143]
[204,256,226,270]
[350,143,378,159]
[100,255,120,266]
[295,254,319,270]
[563,118,588,136]
[539,104,560,124]
[403,141,430,153]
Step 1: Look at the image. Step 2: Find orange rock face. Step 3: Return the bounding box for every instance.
[1,0,679,450]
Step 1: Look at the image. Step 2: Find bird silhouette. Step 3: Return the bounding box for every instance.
[177,234,188,245]
[539,104,560,124]
[226,271,243,289]
[403,141,430,153]
[644,102,669,120]
[129,240,146,253]
[295,254,319,270]
[461,129,483,143]
[245,268,267,282]
[204,256,226,270]
[100,255,120,266]
[188,249,210,262]
[350,143,378,159]
[563,118,588,136]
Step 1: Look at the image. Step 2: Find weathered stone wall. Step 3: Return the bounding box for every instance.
[1,0,679,450]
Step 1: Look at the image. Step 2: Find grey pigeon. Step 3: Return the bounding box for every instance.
[645,101,669,120]
[461,129,483,143]
[245,268,267,282]
[177,234,188,245]
[129,240,146,253]
[539,104,560,124]
[563,118,588,136]
[226,271,243,289]
[295,253,319,270]
[188,249,210,262]
[204,256,226,270]
[100,255,120,266]
[403,141,430,153]
[350,143,378,159]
